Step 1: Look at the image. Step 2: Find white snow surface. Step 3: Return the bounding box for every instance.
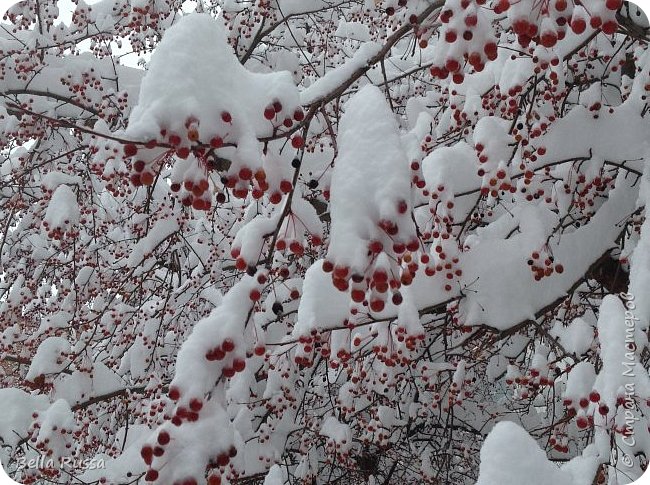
[476,421,577,485]
[301,42,381,105]
[326,84,416,272]
[125,13,300,164]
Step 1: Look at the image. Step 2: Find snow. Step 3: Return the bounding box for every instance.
[320,416,352,453]
[44,184,80,230]
[0,389,49,447]
[565,361,596,401]
[40,171,83,191]
[5,2,650,484]
[26,336,71,381]
[628,163,650,331]
[170,277,256,400]
[125,13,301,169]
[549,318,594,356]
[461,171,639,330]
[594,296,631,404]
[326,84,416,272]
[300,42,381,105]
[127,217,180,268]
[294,260,349,336]
[476,421,573,485]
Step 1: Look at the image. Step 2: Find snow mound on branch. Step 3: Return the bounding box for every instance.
[26,336,71,381]
[0,389,49,448]
[125,13,300,162]
[301,42,381,104]
[549,317,593,356]
[127,218,180,268]
[44,184,79,229]
[326,84,415,272]
[476,421,573,485]
[462,172,639,330]
[294,261,349,336]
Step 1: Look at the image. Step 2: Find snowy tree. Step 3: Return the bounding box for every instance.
[0,0,650,484]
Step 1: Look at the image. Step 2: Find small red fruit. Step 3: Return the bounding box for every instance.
[168,134,182,146]
[601,20,618,35]
[145,469,159,481]
[369,299,385,313]
[264,106,275,120]
[133,160,146,173]
[124,143,138,157]
[157,431,171,445]
[571,18,586,34]
[141,445,153,465]
[233,358,246,372]
[189,398,203,412]
[141,172,155,186]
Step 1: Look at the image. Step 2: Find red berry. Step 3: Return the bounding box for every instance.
[157,431,170,446]
[540,31,557,48]
[222,338,235,352]
[571,17,586,34]
[233,358,246,372]
[168,134,182,146]
[133,160,146,173]
[141,172,155,186]
[445,58,461,73]
[176,146,190,159]
[141,445,153,464]
[189,398,203,412]
[221,111,232,123]
[130,173,142,186]
[484,42,498,61]
[445,30,457,43]
[145,469,159,481]
[464,14,477,27]
[590,15,602,29]
[124,143,138,157]
[601,20,618,35]
[264,106,276,120]
[280,180,293,193]
[168,387,181,401]
[291,135,304,149]
[369,299,385,313]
